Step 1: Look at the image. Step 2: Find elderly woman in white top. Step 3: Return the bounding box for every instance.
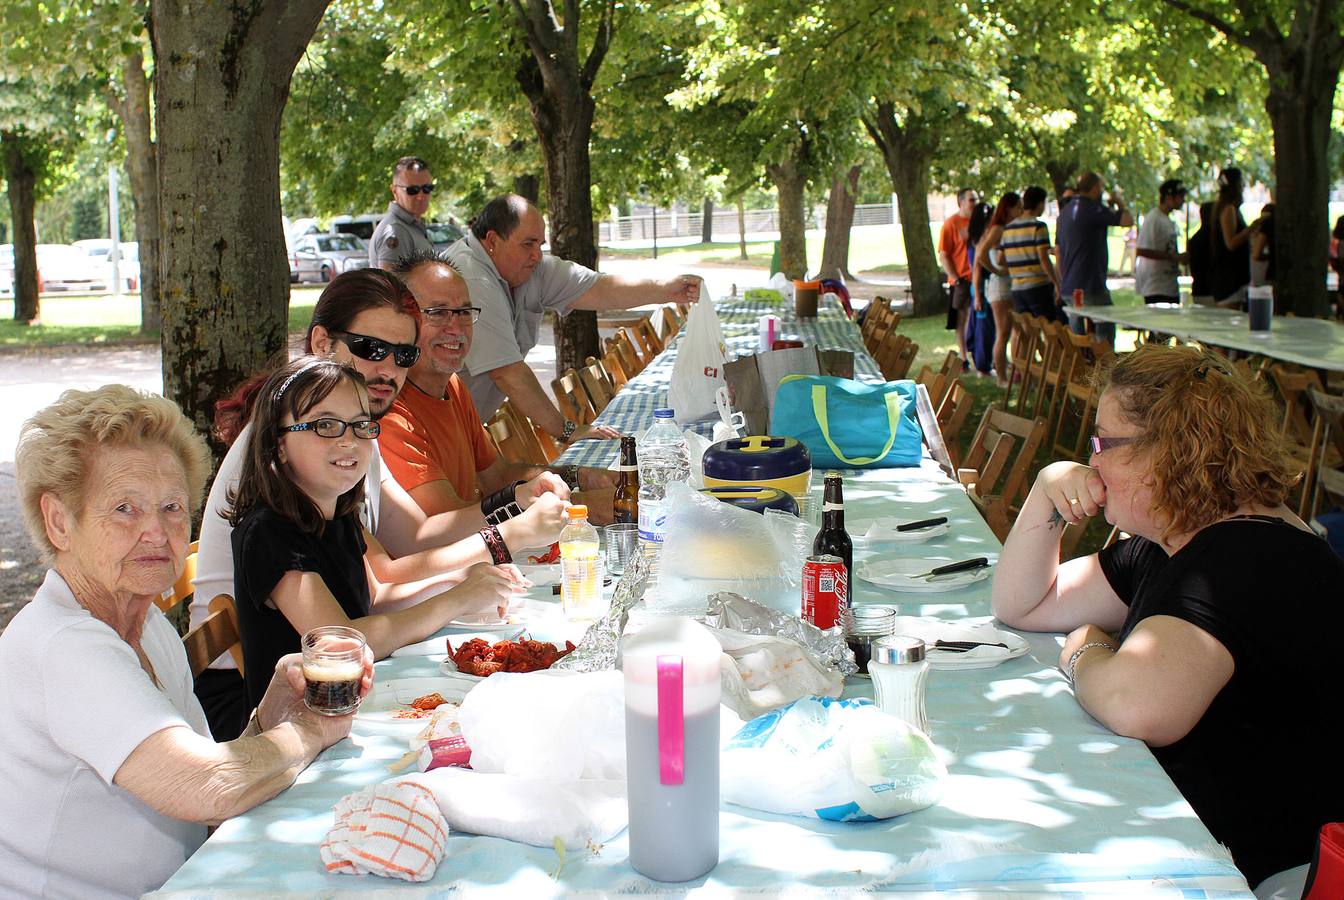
[0,385,371,899]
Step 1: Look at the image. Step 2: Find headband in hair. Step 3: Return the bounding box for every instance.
[273,359,329,404]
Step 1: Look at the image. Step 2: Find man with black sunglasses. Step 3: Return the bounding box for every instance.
[368,156,436,270]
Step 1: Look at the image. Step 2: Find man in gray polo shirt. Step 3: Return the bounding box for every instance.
[445,194,702,445]
[368,156,435,269]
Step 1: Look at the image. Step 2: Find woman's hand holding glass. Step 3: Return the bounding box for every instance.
[256,649,374,746]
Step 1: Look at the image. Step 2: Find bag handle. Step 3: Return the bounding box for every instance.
[809,383,903,465]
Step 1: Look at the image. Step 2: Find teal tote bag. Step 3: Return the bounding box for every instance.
[771,375,923,468]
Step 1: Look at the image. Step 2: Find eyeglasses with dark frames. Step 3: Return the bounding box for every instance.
[395,183,435,196]
[1089,435,1138,454]
[330,331,421,368]
[420,305,481,324]
[281,418,381,440]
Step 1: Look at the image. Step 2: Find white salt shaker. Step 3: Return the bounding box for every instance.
[869,635,930,735]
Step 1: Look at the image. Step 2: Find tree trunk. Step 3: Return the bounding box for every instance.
[1265,73,1337,318]
[1044,160,1077,204]
[151,0,330,451]
[768,156,807,280]
[512,173,540,204]
[2,132,40,323]
[865,104,943,317]
[701,196,713,243]
[112,48,162,334]
[737,196,747,259]
[819,164,860,281]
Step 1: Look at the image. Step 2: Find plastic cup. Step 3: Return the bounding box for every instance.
[1248,288,1273,333]
[604,523,641,576]
[301,625,367,716]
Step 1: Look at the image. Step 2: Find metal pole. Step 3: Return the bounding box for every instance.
[652,205,658,260]
[108,163,122,298]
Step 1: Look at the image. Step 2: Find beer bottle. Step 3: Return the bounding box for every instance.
[613,435,639,524]
[813,471,853,580]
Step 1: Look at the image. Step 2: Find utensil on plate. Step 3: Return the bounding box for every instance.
[897,516,948,532]
[929,639,1010,653]
[908,557,990,581]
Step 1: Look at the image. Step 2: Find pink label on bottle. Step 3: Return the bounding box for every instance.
[656,655,684,785]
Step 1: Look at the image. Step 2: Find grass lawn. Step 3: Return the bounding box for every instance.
[0,286,328,347]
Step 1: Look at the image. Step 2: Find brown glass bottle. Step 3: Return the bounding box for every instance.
[613,435,639,524]
[812,471,853,582]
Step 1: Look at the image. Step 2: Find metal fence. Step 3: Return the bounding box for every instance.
[598,200,962,245]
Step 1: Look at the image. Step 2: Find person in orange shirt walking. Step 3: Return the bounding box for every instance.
[938,188,979,367]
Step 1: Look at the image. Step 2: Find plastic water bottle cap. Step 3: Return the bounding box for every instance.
[654,408,674,419]
[566,505,589,519]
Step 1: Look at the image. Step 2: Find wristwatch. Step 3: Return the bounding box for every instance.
[561,418,578,443]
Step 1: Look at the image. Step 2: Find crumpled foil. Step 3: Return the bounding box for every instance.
[551,548,650,673]
[705,591,858,678]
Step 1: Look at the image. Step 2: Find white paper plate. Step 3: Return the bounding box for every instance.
[857,557,992,592]
[882,615,1029,669]
[389,627,526,659]
[438,638,572,680]
[858,518,950,545]
[516,563,562,587]
[448,593,530,628]
[355,675,478,728]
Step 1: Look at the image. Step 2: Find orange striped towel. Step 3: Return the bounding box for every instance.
[320,780,449,881]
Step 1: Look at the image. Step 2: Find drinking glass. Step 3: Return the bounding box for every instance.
[301,625,367,716]
[604,523,640,576]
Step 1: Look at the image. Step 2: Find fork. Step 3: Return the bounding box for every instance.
[929,639,1010,653]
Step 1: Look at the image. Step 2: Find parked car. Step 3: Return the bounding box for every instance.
[36,244,109,293]
[289,232,368,283]
[0,245,12,296]
[72,239,140,291]
[329,213,383,242]
[427,220,465,252]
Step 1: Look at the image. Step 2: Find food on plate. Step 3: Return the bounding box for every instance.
[448,636,577,677]
[528,542,561,564]
[393,692,454,719]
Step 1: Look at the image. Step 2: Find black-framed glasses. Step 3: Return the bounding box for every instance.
[331,331,421,368]
[281,418,381,440]
[420,305,481,324]
[396,183,435,196]
[1089,435,1138,454]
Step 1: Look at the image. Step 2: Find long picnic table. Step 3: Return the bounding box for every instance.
[151,298,1252,898]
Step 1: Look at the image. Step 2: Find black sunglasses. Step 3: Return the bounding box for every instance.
[281,418,381,440]
[396,183,435,196]
[331,331,421,368]
[421,305,481,324]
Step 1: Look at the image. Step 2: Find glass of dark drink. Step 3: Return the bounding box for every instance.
[301,626,367,716]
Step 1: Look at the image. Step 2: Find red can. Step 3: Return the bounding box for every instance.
[802,554,848,629]
[1072,288,1084,308]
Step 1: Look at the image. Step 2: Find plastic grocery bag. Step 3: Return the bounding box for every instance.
[458,669,626,781]
[657,481,800,615]
[668,296,729,425]
[712,627,844,719]
[721,696,946,822]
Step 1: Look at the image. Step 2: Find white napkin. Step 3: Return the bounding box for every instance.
[397,767,627,850]
[321,780,449,881]
[861,518,950,544]
[887,616,1029,669]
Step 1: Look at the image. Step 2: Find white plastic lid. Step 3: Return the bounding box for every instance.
[622,617,720,715]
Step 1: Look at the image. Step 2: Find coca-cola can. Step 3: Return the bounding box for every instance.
[802,554,848,629]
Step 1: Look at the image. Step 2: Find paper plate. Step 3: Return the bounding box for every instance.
[857,556,992,593]
[858,518,951,545]
[882,615,1030,669]
[355,675,478,728]
[389,627,526,659]
[516,563,562,587]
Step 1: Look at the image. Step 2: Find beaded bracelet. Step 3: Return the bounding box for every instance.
[479,525,512,565]
[1066,641,1114,684]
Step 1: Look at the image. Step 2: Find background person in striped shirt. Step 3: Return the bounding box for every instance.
[1002,186,1062,321]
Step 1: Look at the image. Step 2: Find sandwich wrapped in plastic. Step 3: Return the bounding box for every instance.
[721,696,945,822]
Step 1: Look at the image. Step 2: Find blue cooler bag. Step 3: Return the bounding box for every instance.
[771,375,922,468]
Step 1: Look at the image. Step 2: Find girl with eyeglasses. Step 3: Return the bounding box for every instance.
[224,357,526,709]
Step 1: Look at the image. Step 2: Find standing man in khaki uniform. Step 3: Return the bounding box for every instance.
[369,156,436,269]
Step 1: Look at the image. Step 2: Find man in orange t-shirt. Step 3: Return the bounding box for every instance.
[938,187,978,365]
[378,252,615,522]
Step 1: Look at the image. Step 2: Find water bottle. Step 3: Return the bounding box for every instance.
[622,617,721,882]
[559,504,604,621]
[637,408,690,577]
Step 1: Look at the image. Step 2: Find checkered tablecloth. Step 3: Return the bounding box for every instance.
[557,298,881,467]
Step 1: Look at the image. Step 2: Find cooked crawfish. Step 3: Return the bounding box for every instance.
[448,636,577,678]
[528,542,561,564]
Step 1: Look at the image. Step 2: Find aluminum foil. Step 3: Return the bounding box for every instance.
[551,549,650,673]
[705,591,858,678]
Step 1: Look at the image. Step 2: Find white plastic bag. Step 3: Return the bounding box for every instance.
[713,628,844,719]
[667,299,729,424]
[458,669,626,781]
[721,697,946,822]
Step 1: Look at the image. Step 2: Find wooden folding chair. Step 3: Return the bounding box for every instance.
[936,379,976,468]
[937,350,960,377]
[158,540,200,614]
[1021,316,1058,419]
[579,358,616,415]
[633,318,664,362]
[183,593,245,678]
[1268,364,1329,455]
[499,400,557,464]
[551,368,598,425]
[1002,311,1036,410]
[875,333,918,380]
[958,405,1049,525]
[658,305,682,342]
[1051,332,1110,461]
[916,366,954,412]
[1303,387,1344,520]
[610,329,645,377]
[595,347,630,391]
[1036,322,1077,435]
